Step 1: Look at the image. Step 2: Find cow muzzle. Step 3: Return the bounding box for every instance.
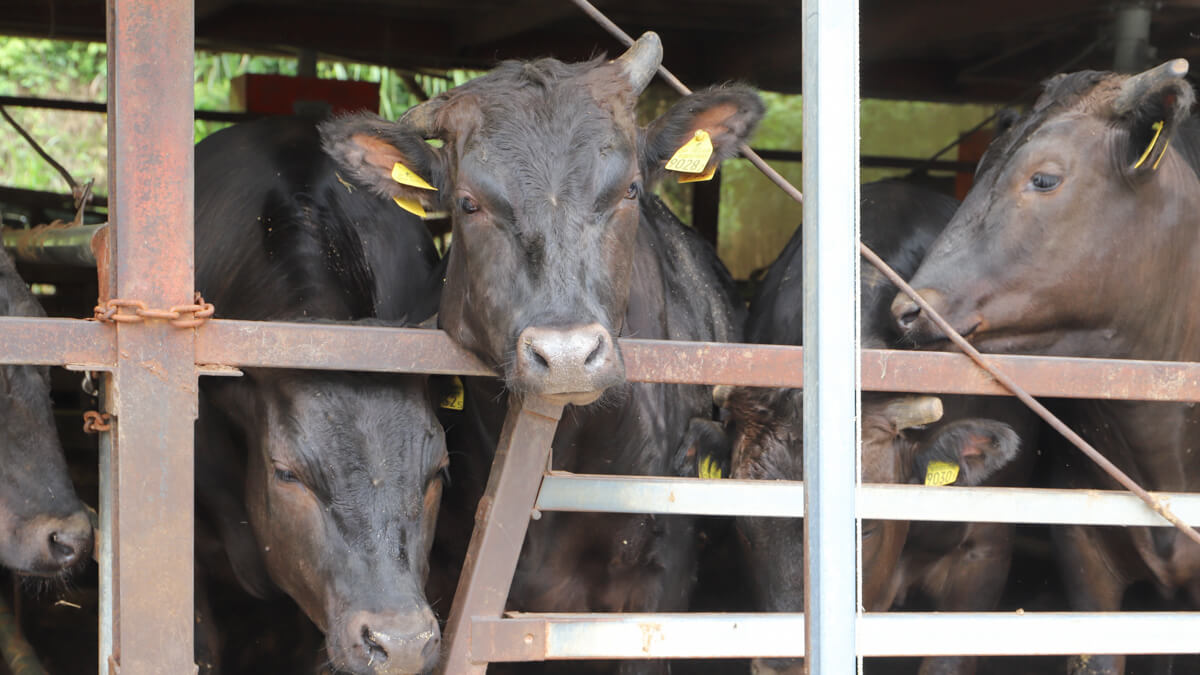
[334,607,440,675]
[514,323,624,404]
[11,508,94,576]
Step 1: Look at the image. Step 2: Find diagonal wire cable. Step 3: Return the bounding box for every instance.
[568,0,1200,546]
[0,106,78,194]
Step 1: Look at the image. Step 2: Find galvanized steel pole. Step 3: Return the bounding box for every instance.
[102,0,197,673]
[802,0,861,672]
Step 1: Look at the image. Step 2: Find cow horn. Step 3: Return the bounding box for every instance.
[1113,59,1190,115]
[885,396,944,431]
[613,32,663,96]
[399,98,445,139]
[712,384,734,408]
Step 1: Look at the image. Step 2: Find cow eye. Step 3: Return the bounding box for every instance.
[459,196,479,214]
[624,182,639,200]
[1030,172,1061,191]
[273,466,302,485]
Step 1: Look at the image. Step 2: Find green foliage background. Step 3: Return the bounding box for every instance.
[1,38,996,278]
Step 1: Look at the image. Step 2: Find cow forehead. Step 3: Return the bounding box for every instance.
[267,377,441,468]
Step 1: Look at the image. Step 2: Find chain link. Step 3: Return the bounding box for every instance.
[93,292,214,328]
[82,411,112,434]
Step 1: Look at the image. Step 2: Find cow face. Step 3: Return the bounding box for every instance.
[720,389,942,612]
[321,33,763,405]
[0,362,93,576]
[893,60,1197,357]
[209,371,447,675]
[720,388,1020,674]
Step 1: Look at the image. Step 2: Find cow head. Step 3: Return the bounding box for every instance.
[717,387,1019,675]
[892,59,1198,358]
[0,260,93,577]
[320,33,763,405]
[0,362,93,577]
[205,371,447,675]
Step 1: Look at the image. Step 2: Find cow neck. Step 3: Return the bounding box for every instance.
[1080,156,1200,496]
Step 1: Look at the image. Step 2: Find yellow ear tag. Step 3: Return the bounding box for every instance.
[924,460,960,487]
[665,130,714,174]
[391,162,437,191]
[1132,120,1165,170]
[678,163,718,184]
[698,455,724,480]
[440,376,464,411]
[393,196,427,218]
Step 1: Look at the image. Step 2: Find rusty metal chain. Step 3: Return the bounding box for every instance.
[92,292,214,328]
[82,411,112,434]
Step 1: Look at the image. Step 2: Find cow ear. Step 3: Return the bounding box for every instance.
[1113,59,1194,177]
[880,395,944,433]
[913,419,1020,486]
[641,84,765,187]
[318,113,447,217]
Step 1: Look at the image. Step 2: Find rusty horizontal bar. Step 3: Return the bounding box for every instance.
[195,320,495,375]
[197,320,1200,401]
[0,317,114,366]
[0,317,1190,403]
[471,612,1200,660]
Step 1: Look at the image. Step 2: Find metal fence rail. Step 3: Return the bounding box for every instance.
[535,474,1200,526]
[470,613,1200,660]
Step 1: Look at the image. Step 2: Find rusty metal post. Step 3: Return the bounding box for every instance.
[101,1,197,674]
[437,394,565,675]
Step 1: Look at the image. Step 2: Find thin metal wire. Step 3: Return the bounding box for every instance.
[0,106,78,194]
[568,0,1200,545]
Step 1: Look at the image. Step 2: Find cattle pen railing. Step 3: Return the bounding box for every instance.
[0,0,1198,673]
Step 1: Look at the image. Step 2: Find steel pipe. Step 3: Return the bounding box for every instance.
[2,223,105,266]
[534,474,1200,527]
[471,612,1200,660]
[802,0,862,671]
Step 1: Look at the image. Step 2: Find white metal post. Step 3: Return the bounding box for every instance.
[802,0,861,672]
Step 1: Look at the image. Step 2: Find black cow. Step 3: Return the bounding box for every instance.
[319,33,760,674]
[0,248,93,575]
[194,117,447,675]
[717,180,1035,675]
[890,59,1200,675]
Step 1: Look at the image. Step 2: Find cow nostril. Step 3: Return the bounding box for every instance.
[584,335,606,366]
[421,632,441,660]
[361,624,389,664]
[48,531,80,565]
[530,346,550,369]
[897,306,921,330]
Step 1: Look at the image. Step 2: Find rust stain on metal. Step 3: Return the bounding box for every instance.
[639,622,665,654]
[137,359,166,382]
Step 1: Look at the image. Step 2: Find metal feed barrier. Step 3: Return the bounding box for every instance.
[0,0,1196,673]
